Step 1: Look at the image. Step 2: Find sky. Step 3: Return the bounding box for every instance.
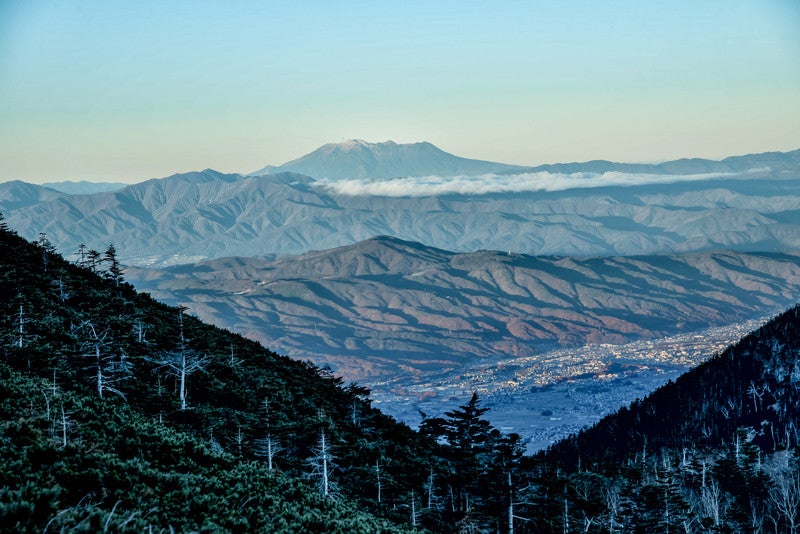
[0,0,799,183]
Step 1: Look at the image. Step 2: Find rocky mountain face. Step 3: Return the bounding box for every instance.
[126,237,800,382]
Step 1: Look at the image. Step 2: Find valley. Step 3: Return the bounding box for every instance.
[372,319,763,451]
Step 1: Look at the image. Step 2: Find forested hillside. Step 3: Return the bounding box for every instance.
[516,304,800,532]
[1,216,799,532]
[0,219,527,532]
[0,219,434,531]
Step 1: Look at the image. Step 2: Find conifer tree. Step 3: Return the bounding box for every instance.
[37,232,55,273]
[104,243,123,286]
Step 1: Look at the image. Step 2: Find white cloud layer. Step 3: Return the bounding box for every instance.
[312,171,737,197]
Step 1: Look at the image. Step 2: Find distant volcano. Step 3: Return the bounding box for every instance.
[249,139,524,180]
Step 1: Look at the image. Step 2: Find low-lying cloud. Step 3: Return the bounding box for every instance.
[313,170,737,197]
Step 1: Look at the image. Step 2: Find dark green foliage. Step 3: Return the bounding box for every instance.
[0,364,420,532]
[0,225,430,532]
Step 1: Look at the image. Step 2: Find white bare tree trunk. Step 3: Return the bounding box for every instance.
[179,350,187,410]
[18,304,24,349]
[427,467,435,509]
[321,430,329,497]
[769,467,800,534]
[376,460,382,504]
[60,405,68,448]
[266,434,275,470]
[96,345,104,399]
[508,472,514,534]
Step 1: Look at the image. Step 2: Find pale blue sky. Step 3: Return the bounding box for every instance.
[1,0,799,182]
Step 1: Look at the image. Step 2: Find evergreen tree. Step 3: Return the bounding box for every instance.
[104,243,123,286]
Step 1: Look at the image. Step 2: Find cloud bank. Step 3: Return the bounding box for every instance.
[312,171,737,197]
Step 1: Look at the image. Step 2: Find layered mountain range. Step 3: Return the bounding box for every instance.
[126,237,800,382]
[0,142,799,266]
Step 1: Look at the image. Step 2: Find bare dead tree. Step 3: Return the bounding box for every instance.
[308,428,336,499]
[375,460,382,505]
[228,343,242,368]
[255,400,281,471]
[75,243,87,267]
[55,275,71,302]
[747,381,767,412]
[767,459,800,534]
[150,309,209,410]
[410,490,418,527]
[132,319,148,345]
[58,404,73,448]
[15,303,28,350]
[700,479,726,527]
[75,321,131,400]
[37,232,55,273]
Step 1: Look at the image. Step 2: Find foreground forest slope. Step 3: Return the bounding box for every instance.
[0,366,413,532]
[0,219,537,533]
[0,221,434,532]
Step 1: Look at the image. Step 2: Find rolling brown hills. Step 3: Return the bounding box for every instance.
[127,237,800,382]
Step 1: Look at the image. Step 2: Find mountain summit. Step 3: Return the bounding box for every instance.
[250,139,523,179]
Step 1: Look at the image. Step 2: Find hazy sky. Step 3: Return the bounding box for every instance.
[1,0,799,183]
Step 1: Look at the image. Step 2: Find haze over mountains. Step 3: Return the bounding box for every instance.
[1,141,799,266]
[41,180,128,195]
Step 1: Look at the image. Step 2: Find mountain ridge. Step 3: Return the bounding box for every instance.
[126,237,800,384]
[511,147,800,176]
[1,146,799,266]
[3,168,800,266]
